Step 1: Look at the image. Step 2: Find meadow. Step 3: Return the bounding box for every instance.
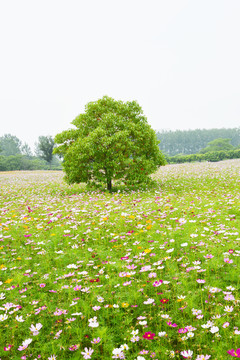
[0,160,239,360]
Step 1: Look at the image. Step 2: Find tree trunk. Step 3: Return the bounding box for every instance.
[107,179,112,192]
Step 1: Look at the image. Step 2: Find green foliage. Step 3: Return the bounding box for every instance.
[54,96,165,191]
[166,149,240,164]
[0,154,62,171]
[35,136,55,165]
[157,128,240,155]
[0,133,22,156]
[199,138,235,153]
[21,142,33,157]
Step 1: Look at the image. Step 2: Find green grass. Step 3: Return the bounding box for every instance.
[0,161,239,360]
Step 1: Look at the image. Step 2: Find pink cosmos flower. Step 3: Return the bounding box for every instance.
[167,321,178,327]
[196,279,205,283]
[74,285,82,291]
[224,294,235,301]
[39,283,46,288]
[222,322,230,328]
[224,258,233,264]
[153,280,163,287]
[204,254,214,259]
[227,349,240,357]
[140,349,149,354]
[195,356,211,360]
[178,328,188,334]
[91,337,101,344]
[69,344,79,351]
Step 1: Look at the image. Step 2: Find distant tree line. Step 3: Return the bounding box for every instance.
[156,128,240,156]
[166,149,240,164]
[0,134,62,171]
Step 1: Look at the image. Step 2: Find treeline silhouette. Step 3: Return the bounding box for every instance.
[0,134,62,171]
[156,128,240,156]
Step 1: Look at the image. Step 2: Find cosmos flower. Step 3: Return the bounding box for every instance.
[91,337,101,344]
[143,332,155,340]
[18,338,32,351]
[227,349,240,357]
[167,321,178,327]
[180,350,193,359]
[81,347,94,359]
[178,328,188,334]
[69,344,79,351]
[29,323,42,335]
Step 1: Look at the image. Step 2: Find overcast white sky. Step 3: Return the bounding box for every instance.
[0,0,239,150]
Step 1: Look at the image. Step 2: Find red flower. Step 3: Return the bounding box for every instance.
[160,298,169,303]
[143,332,155,340]
[90,278,100,283]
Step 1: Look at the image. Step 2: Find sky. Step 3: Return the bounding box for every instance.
[0,0,240,150]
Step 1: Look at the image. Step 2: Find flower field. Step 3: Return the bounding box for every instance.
[0,160,239,360]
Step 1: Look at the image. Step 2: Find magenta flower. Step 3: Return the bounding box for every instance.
[167,321,178,327]
[143,331,156,340]
[227,349,240,357]
[4,344,13,351]
[178,328,188,334]
[69,344,79,351]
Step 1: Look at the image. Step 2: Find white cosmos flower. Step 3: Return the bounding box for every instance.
[210,326,219,334]
[16,315,25,322]
[0,314,8,321]
[120,344,129,351]
[131,329,139,335]
[22,338,33,347]
[158,331,167,337]
[30,323,43,335]
[180,350,193,358]
[143,298,155,305]
[139,320,147,325]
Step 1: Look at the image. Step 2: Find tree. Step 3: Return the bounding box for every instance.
[54,96,165,191]
[0,134,22,156]
[21,143,33,158]
[35,136,55,167]
[199,138,235,154]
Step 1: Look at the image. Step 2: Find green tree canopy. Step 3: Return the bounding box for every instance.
[54,96,165,191]
[0,134,22,156]
[35,136,55,165]
[199,138,235,154]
